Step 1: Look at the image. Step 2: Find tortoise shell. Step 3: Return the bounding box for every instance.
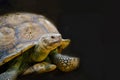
[0,12,59,66]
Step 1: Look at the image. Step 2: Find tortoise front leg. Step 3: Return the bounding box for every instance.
[23,62,56,75]
[50,49,80,72]
[52,53,79,72]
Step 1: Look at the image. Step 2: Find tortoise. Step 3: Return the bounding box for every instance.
[0,12,79,80]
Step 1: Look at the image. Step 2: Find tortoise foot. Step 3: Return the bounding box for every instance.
[23,62,56,75]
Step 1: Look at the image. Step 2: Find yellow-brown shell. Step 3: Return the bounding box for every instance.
[0,12,59,66]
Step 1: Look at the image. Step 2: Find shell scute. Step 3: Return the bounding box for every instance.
[0,12,59,66]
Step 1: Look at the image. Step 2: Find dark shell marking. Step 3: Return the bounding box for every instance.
[0,12,59,66]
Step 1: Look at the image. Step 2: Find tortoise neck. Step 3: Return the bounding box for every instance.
[31,46,50,62]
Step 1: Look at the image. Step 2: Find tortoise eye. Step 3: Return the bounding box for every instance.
[51,36,55,39]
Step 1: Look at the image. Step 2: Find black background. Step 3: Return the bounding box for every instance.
[0,0,117,80]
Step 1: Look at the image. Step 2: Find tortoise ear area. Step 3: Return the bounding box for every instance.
[57,39,71,53]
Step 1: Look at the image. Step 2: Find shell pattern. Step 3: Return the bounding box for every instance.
[0,12,59,66]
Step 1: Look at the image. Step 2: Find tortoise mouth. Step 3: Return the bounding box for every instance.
[48,39,61,46]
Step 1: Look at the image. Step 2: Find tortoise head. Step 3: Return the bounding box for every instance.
[32,33,62,62]
[38,33,62,51]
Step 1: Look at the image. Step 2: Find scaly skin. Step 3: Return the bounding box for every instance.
[50,49,80,72]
